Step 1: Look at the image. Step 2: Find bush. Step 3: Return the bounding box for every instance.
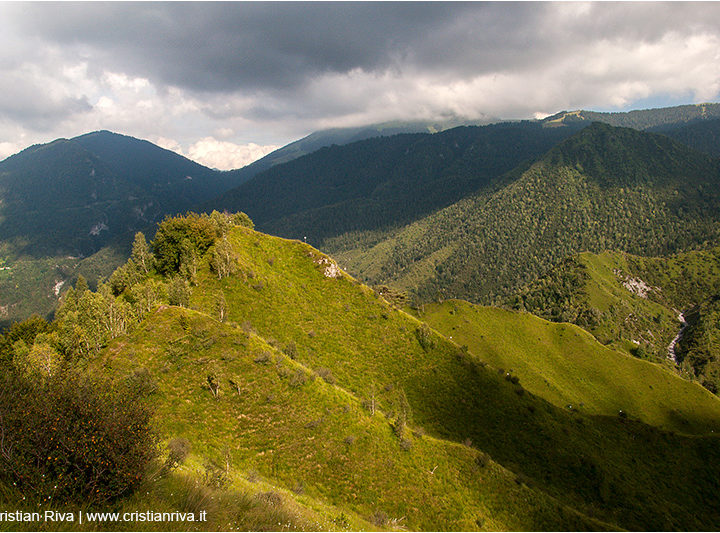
[165,437,191,471]
[415,323,435,351]
[315,367,336,384]
[152,213,219,275]
[0,368,158,504]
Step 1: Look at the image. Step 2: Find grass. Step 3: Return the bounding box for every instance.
[168,225,720,531]
[93,305,603,531]
[14,224,720,531]
[414,299,720,434]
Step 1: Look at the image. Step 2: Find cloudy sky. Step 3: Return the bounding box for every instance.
[1,2,719,169]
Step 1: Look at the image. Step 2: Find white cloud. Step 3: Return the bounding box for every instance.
[186,137,280,170]
[0,141,24,161]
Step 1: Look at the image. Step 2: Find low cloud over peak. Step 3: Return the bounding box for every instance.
[1,2,719,168]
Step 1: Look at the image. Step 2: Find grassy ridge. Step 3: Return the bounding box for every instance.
[9,219,720,530]
[174,225,720,531]
[415,299,720,433]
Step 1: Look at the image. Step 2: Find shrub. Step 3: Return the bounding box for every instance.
[0,368,157,504]
[415,323,435,351]
[283,342,298,359]
[165,437,192,471]
[315,367,336,384]
[202,458,229,489]
[254,351,272,365]
[126,367,158,397]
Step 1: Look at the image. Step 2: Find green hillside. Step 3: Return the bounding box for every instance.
[415,299,720,432]
[93,305,603,531]
[5,214,720,530]
[329,122,720,305]
[511,246,720,393]
[152,219,720,529]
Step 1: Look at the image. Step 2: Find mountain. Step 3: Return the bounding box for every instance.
[73,130,241,211]
[209,121,585,244]
[0,130,243,257]
[223,118,496,186]
[0,131,246,329]
[4,213,720,531]
[543,102,720,131]
[328,122,720,305]
[659,118,720,157]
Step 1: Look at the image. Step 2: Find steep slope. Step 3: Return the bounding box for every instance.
[330,122,720,304]
[510,246,720,394]
[175,224,720,531]
[9,215,720,530]
[658,118,720,157]
[415,299,720,431]
[0,138,142,256]
[208,121,583,244]
[97,305,604,531]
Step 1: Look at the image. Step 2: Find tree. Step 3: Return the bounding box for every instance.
[131,232,153,274]
[75,274,89,294]
[168,277,191,307]
[152,213,219,275]
[215,292,228,322]
[0,315,52,367]
[210,237,237,280]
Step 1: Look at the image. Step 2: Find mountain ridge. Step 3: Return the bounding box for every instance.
[328,122,720,304]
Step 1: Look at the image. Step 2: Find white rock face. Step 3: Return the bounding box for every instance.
[622,277,654,298]
[315,256,343,278]
[53,279,65,297]
[89,222,109,236]
[614,269,656,299]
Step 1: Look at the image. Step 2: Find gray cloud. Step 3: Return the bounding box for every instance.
[0,2,719,168]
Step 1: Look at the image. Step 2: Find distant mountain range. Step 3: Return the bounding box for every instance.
[2,103,720,329]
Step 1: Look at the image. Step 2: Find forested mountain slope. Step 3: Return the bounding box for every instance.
[543,102,720,131]
[208,121,584,244]
[223,118,494,185]
[328,122,720,305]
